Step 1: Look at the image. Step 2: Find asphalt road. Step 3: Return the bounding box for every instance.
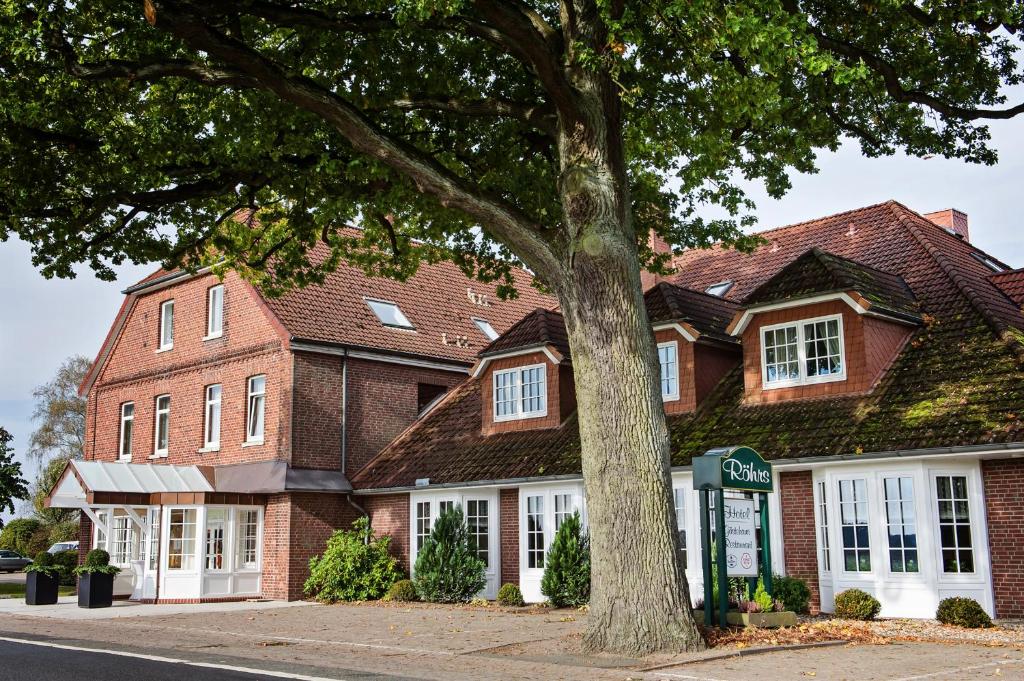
[0,639,412,681]
[0,571,26,584]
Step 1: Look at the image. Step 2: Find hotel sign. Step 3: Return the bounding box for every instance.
[693,446,773,493]
[724,498,758,577]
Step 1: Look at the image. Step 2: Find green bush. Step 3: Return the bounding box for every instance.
[413,506,486,603]
[833,588,881,620]
[304,517,401,603]
[936,597,992,629]
[25,551,60,578]
[384,579,418,602]
[497,583,525,607]
[75,548,120,576]
[0,518,41,555]
[540,512,590,607]
[752,577,774,612]
[52,550,79,586]
[773,575,811,614]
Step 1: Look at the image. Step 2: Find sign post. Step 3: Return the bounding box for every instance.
[693,446,774,629]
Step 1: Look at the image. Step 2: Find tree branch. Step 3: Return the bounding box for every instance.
[370,95,556,135]
[68,57,260,88]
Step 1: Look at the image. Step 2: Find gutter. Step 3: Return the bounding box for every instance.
[121,266,215,295]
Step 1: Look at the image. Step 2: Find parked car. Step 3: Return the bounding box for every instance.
[47,541,79,554]
[0,549,32,572]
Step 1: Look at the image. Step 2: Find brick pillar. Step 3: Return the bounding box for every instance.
[779,470,821,614]
[78,514,93,565]
[982,459,1024,619]
[500,488,519,587]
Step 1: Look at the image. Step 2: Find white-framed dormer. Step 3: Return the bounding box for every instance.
[657,340,680,402]
[760,313,846,390]
[492,363,548,422]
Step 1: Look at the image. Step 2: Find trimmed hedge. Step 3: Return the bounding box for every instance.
[833,588,881,620]
[497,583,525,607]
[936,597,992,629]
[385,579,418,602]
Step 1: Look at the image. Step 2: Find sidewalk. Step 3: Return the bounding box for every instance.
[0,595,307,620]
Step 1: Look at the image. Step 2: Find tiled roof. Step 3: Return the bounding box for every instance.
[742,247,921,322]
[352,201,1024,490]
[644,282,741,343]
[479,308,572,358]
[992,269,1024,307]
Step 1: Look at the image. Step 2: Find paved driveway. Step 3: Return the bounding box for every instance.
[0,571,26,584]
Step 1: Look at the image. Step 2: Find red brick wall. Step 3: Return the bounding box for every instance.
[694,343,741,405]
[291,352,344,470]
[344,358,465,474]
[261,494,291,600]
[363,493,411,573]
[655,328,697,414]
[500,488,519,587]
[982,459,1024,618]
[779,471,821,614]
[285,492,359,599]
[78,515,93,565]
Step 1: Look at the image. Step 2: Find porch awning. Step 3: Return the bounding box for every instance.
[46,460,215,509]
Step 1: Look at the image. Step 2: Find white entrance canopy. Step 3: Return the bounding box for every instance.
[47,460,215,509]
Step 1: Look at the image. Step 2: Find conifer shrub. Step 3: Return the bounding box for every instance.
[304,517,401,603]
[936,597,992,628]
[833,588,881,620]
[413,506,486,603]
[384,579,418,602]
[773,575,812,614]
[25,551,60,578]
[540,512,590,607]
[74,548,120,575]
[497,583,525,607]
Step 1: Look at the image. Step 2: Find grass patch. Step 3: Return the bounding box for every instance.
[0,581,76,599]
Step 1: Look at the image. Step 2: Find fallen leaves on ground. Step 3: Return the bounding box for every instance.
[704,620,887,649]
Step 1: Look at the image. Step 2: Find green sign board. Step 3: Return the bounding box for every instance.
[693,446,773,493]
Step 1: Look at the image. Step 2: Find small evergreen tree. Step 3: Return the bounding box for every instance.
[541,512,590,607]
[413,506,485,603]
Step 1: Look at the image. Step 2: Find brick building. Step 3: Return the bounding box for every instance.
[46,201,1024,618]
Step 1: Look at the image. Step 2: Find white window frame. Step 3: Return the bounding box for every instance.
[705,280,734,297]
[108,511,138,567]
[205,284,224,339]
[203,384,222,451]
[204,508,227,571]
[158,299,175,351]
[837,477,872,574]
[235,507,263,571]
[165,507,197,571]
[932,472,977,576]
[672,486,688,569]
[658,341,680,402]
[472,317,499,341]
[492,363,547,422]
[882,474,920,575]
[153,394,171,457]
[364,297,415,329]
[815,479,831,573]
[760,313,846,389]
[118,402,134,461]
[246,375,265,444]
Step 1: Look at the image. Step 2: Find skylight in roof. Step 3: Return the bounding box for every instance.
[473,317,499,341]
[365,298,414,329]
[705,280,734,297]
[971,252,1004,273]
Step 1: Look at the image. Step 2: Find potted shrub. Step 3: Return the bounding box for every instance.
[24,551,61,605]
[75,549,120,609]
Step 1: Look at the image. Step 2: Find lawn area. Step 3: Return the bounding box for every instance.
[0,582,76,599]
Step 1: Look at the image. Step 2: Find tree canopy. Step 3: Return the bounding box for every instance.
[0,427,29,528]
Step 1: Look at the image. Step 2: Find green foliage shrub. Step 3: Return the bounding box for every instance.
[304,517,401,603]
[497,583,525,607]
[52,550,79,585]
[413,506,486,603]
[75,548,120,575]
[752,577,774,612]
[773,575,812,614]
[0,518,41,555]
[936,597,992,629]
[25,550,60,577]
[540,512,590,607]
[833,588,881,620]
[384,579,418,602]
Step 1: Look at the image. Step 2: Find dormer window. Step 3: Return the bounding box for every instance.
[493,364,547,421]
[473,317,499,341]
[762,314,845,388]
[705,280,733,297]
[971,252,1004,273]
[657,341,679,401]
[365,297,414,329]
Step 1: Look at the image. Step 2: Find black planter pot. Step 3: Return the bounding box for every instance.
[25,572,59,605]
[77,572,114,609]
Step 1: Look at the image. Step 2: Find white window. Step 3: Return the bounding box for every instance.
[658,341,679,401]
[415,501,432,552]
[839,479,870,572]
[365,297,414,329]
[154,394,170,457]
[705,280,733,297]
[109,513,136,566]
[147,508,160,571]
[761,314,845,388]
[246,375,265,443]
[93,511,108,552]
[472,317,499,341]
[118,402,134,461]
[466,500,489,567]
[553,493,573,531]
[206,284,224,338]
[816,481,831,572]
[205,509,226,571]
[884,477,919,573]
[673,488,687,567]
[158,299,174,351]
[167,509,197,570]
[237,509,260,569]
[935,475,974,573]
[526,495,545,569]
[492,364,547,421]
[204,384,222,449]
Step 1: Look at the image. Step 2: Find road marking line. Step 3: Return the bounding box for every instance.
[0,636,350,681]
[890,657,1024,681]
[650,671,732,681]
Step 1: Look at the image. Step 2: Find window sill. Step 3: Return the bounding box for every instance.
[155,345,173,354]
[118,457,132,463]
[242,440,264,448]
[762,373,847,391]
[198,445,220,453]
[202,333,223,341]
[662,394,680,403]
[148,453,168,460]
[492,411,548,424]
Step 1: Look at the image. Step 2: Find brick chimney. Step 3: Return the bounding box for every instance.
[641,231,673,291]
[923,208,969,242]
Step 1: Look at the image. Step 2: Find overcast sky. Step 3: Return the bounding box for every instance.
[1,116,1022,521]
